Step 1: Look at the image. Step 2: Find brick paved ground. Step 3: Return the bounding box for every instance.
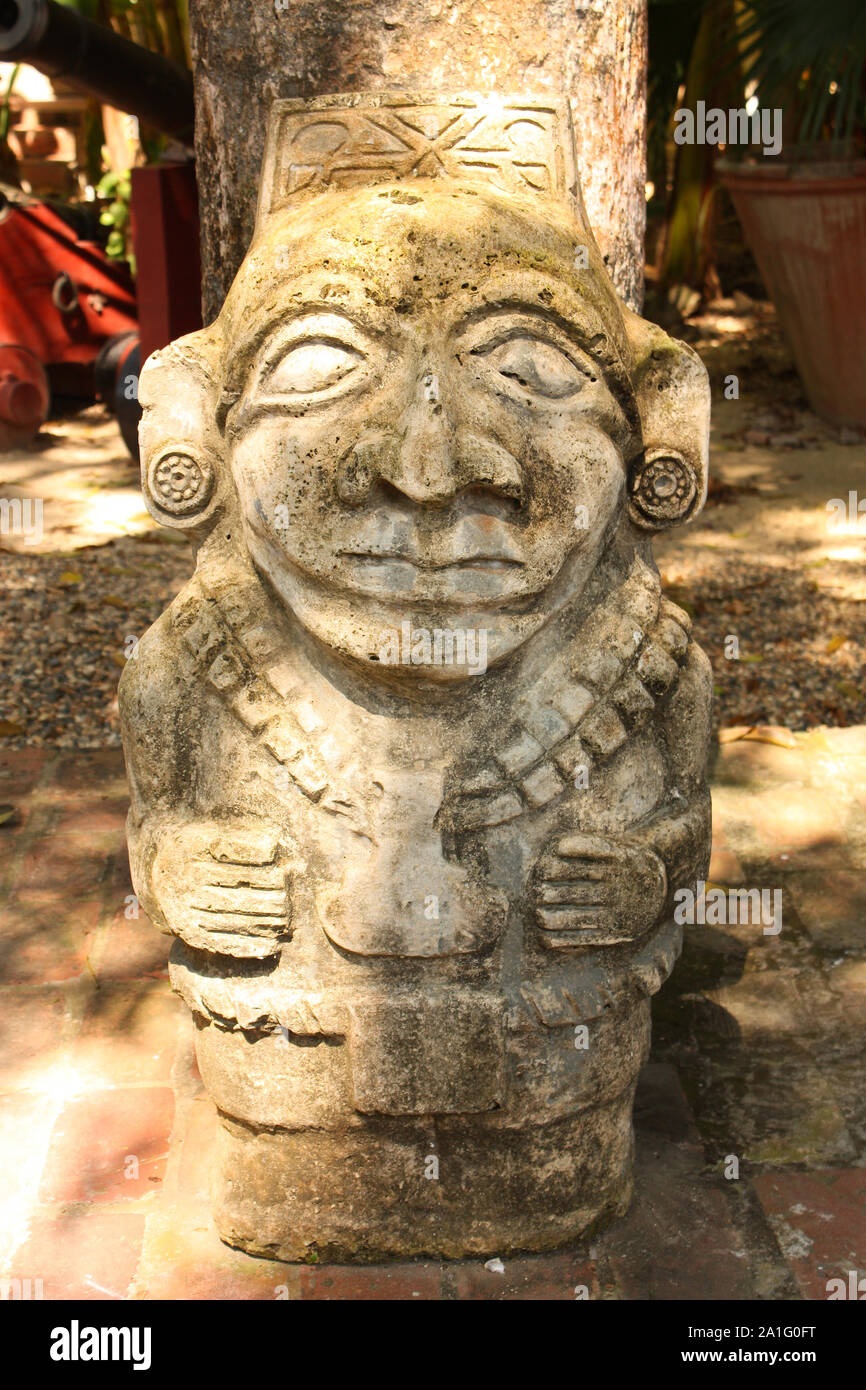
[1,730,864,1300]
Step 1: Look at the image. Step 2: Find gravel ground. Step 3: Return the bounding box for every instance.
[664,562,866,732]
[0,533,191,748]
[660,299,866,733]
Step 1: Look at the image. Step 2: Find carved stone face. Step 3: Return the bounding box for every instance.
[218,184,639,677]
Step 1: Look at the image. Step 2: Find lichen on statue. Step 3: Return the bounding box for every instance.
[120,94,713,1262]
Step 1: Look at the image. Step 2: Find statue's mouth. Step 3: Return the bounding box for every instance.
[338,550,524,574]
[333,514,527,577]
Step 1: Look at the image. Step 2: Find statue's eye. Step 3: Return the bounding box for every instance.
[264,340,363,395]
[474,336,591,399]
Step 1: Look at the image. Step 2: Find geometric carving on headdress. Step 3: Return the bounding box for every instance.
[255,91,580,232]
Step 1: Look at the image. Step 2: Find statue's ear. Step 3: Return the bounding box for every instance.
[138,329,227,532]
[622,308,711,531]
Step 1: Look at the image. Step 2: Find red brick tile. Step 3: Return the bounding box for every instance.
[49,797,130,840]
[708,819,745,885]
[0,748,49,800]
[0,1091,56,1264]
[599,1064,748,1300]
[111,848,134,898]
[605,1187,745,1300]
[73,982,182,1084]
[0,803,34,837]
[754,1170,866,1301]
[13,1210,145,1299]
[13,834,113,898]
[301,1262,444,1300]
[138,1203,297,1300]
[91,907,169,982]
[47,751,127,795]
[175,1095,219,1202]
[709,790,759,856]
[41,1087,174,1203]
[0,988,69,1089]
[94,851,169,980]
[0,892,102,984]
[449,1251,597,1300]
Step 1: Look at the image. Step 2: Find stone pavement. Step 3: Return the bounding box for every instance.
[0,730,864,1300]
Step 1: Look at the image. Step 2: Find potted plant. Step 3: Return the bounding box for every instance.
[717,0,866,426]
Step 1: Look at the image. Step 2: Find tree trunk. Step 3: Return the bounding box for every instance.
[188,0,647,321]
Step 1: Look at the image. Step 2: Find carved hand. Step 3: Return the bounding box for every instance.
[150,822,293,959]
[532,831,667,948]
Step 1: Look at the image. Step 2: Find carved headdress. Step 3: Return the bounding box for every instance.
[254,93,585,226]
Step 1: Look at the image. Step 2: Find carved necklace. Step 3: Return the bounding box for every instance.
[171,546,693,835]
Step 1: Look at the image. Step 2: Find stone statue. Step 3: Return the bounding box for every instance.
[120,93,712,1262]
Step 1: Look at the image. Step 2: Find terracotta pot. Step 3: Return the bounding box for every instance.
[718,160,866,427]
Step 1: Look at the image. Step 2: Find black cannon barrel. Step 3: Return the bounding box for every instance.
[0,0,194,143]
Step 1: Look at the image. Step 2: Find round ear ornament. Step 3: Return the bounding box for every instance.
[628,448,698,529]
[145,447,217,527]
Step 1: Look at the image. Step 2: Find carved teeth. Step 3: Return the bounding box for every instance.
[262,724,304,764]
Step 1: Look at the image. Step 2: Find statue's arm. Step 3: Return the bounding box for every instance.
[119,613,293,960]
[532,641,713,947]
[626,639,713,904]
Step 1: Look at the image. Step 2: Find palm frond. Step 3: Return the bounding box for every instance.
[738,0,866,146]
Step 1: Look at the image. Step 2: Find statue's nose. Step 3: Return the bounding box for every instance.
[386,372,459,504]
[335,371,525,508]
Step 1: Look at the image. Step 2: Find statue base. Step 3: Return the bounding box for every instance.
[211,1092,637,1264]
